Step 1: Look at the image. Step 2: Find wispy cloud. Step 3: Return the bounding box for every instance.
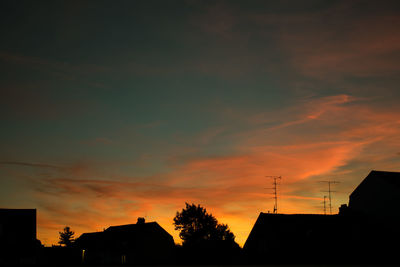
[0,161,62,170]
[3,0,400,248]
[0,52,110,77]
[24,93,400,247]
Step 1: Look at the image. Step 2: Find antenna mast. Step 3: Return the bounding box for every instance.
[266,176,282,214]
[319,181,340,214]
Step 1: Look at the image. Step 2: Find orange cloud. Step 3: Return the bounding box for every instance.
[24,94,400,247]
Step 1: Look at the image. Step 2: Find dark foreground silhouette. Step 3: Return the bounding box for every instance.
[1,170,400,265]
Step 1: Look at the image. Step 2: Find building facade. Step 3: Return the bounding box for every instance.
[75,218,175,264]
[0,209,37,264]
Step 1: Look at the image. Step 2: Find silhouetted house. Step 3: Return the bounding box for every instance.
[75,218,174,264]
[338,170,400,262]
[244,170,400,264]
[0,209,38,264]
[346,170,400,217]
[243,213,353,263]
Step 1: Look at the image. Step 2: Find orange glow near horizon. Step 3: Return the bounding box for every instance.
[33,95,400,247]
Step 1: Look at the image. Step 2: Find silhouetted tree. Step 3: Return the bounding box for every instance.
[173,203,235,245]
[58,226,75,247]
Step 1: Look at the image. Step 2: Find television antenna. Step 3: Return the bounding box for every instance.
[266,176,282,214]
[323,195,327,215]
[319,181,340,214]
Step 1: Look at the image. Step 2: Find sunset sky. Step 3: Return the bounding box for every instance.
[1,0,400,247]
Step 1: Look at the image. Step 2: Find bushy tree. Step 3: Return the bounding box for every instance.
[173,203,235,245]
[58,226,75,247]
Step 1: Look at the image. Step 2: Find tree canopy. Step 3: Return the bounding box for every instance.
[58,226,75,247]
[173,203,235,245]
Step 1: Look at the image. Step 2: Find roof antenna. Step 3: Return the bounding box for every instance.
[319,181,340,214]
[266,176,282,214]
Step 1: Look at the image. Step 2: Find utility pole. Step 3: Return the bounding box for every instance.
[323,196,327,215]
[266,176,282,214]
[319,181,340,215]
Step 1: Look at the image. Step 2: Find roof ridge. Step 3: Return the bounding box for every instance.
[107,221,157,227]
[371,170,400,174]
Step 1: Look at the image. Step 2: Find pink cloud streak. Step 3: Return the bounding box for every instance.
[25,93,400,247]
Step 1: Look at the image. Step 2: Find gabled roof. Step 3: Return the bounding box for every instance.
[247,212,338,230]
[78,231,103,240]
[106,222,157,232]
[350,170,400,198]
[76,221,173,246]
[105,222,172,237]
[243,212,340,250]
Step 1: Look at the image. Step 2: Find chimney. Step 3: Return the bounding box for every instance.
[137,217,145,224]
